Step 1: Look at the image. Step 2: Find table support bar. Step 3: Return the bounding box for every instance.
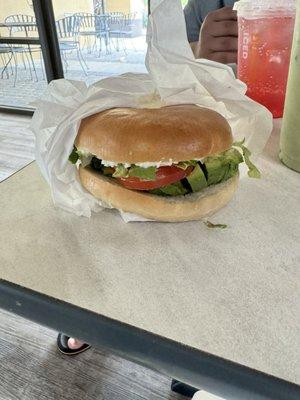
[0,280,299,400]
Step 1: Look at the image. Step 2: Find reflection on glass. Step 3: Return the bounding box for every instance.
[53,0,149,84]
[0,0,47,108]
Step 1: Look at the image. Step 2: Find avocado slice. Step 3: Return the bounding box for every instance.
[205,158,227,186]
[150,181,188,196]
[186,164,208,192]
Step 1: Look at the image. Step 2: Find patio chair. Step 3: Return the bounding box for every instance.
[5,14,37,35]
[55,15,88,75]
[94,14,112,56]
[0,43,27,87]
[104,13,124,53]
[108,13,138,53]
[106,12,125,19]
[94,1,105,15]
[4,14,42,82]
[77,13,100,54]
[0,44,14,79]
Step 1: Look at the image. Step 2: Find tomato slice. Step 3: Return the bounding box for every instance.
[117,166,193,190]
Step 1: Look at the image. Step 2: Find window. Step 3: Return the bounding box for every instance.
[0,0,150,113]
[53,0,148,84]
[0,0,47,111]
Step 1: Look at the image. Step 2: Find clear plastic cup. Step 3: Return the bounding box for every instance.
[234,0,296,118]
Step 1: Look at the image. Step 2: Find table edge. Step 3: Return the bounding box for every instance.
[0,160,35,184]
[0,279,298,400]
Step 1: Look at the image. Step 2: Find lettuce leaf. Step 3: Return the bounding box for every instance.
[128,165,157,180]
[69,139,260,199]
[112,165,157,180]
[68,147,79,164]
[68,147,93,167]
[223,162,239,181]
[223,148,244,164]
[77,150,93,167]
[204,221,227,229]
[241,146,261,178]
[233,139,261,178]
[112,164,128,178]
[177,160,197,170]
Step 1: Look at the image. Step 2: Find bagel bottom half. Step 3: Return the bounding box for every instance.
[79,166,239,222]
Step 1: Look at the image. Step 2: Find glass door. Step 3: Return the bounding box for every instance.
[52,0,149,85]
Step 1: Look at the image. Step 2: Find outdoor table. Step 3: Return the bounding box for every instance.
[0,21,39,46]
[0,121,299,400]
[0,21,39,81]
[0,21,37,36]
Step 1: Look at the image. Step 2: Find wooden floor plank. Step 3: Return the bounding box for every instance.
[0,309,186,400]
[0,112,34,182]
[0,113,190,400]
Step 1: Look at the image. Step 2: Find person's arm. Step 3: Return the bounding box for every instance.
[184,2,238,64]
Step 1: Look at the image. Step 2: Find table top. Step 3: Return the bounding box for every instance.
[0,121,299,385]
[0,22,37,28]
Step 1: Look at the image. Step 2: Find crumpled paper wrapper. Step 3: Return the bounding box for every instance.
[31,0,273,221]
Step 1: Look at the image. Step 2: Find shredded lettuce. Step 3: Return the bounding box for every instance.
[77,151,93,167]
[222,148,244,164]
[223,162,239,181]
[177,160,197,170]
[112,164,129,178]
[204,221,227,229]
[128,165,157,180]
[112,164,157,180]
[233,139,261,179]
[68,147,93,167]
[242,146,261,178]
[69,140,260,199]
[68,147,79,164]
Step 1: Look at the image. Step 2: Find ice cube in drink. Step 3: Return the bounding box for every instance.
[237,16,295,118]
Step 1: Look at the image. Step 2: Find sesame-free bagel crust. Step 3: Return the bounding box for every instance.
[75,105,233,164]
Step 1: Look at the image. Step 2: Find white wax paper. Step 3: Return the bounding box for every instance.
[31,0,273,221]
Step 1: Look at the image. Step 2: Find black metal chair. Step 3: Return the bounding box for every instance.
[4,14,45,86]
[0,43,28,87]
[94,14,112,56]
[0,44,14,79]
[94,1,105,15]
[55,15,87,75]
[76,12,109,55]
[76,13,98,54]
[108,12,138,53]
[106,12,125,19]
[5,14,37,34]
[4,14,42,83]
[171,380,199,398]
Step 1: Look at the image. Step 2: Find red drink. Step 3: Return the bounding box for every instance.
[236,12,295,118]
